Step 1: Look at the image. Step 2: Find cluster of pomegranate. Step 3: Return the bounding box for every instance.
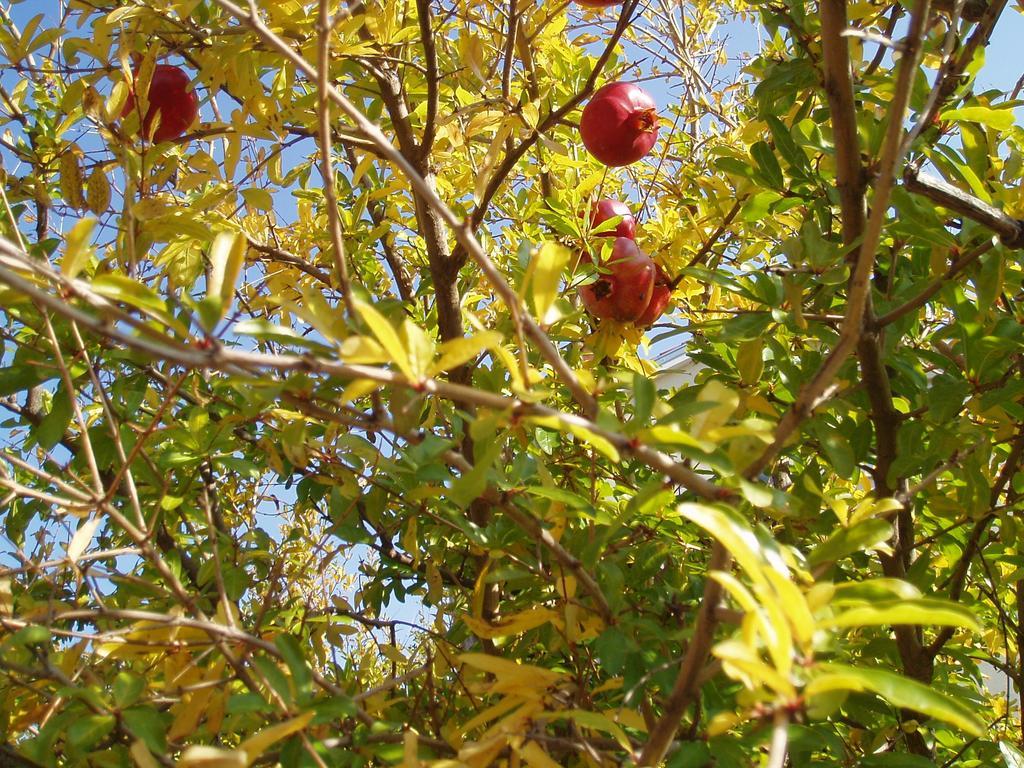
[572,3,669,327]
[578,199,672,327]
[121,63,199,143]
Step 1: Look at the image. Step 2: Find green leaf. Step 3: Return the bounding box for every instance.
[807,519,894,568]
[741,190,782,222]
[941,105,1016,131]
[251,656,292,706]
[449,438,503,508]
[275,634,313,702]
[822,598,980,632]
[92,274,187,336]
[67,714,116,750]
[807,663,984,736]
[751,141,784,188]
[640,425,713,452]
[32,387,73,451]
[113,671,145,709]
[523,486,591,509]
[633,372,655,425]
[765,115,807,173]
[812,422,855,480]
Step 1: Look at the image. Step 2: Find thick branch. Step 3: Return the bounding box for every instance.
[903,168,1024,247]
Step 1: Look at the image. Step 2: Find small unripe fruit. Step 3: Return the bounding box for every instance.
[580,82,659,167]
[122,64,199,143]
[590,199,637,240]
[579,237,656,322]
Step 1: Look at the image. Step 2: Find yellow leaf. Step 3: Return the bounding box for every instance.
[61,217,96,279]
[460,654,563,698]
[714,639,796,698]
[530,242,571,323]
[677,503,770,589]
[430,331,503,376]
[567,423,620,462]
[66,516,101,565]
[59,145,85,210]
[404,730,420,768]
[339,335,388,365]
[518,741,561,768]
[604,707,647,733]
[551,709,633,751]
[176,746,246,768]
[736,338,764,386]
[493,344,525,391]
[105,80,129,123]
[85,168,112,215]
[208,230,247,323]
[168,686,216,741]
[690,380,739,439]
[354,297,413,379]
[459,734,507,768]
[461,607,559,639]
[238,710,314,763]
[131,740,161,768]
[403,318,435,380]
[459,695,524,734]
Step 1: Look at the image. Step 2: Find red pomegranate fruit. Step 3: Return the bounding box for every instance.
[579,237,656,322]
[636,265,673,327]
[590,199,637,240]
[122,64,199,143]
[580,82,659,167]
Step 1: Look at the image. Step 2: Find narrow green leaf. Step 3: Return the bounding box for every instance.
[808,519,893,568]
[941,105,1016,131]
[808,663,984,736]
[822,598,980,632]
[274,635,313,701]
[751,141,784,188]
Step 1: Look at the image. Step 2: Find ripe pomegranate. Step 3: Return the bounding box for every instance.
[636,265,673,327]
[590,199,637,240]
[579,237,655,322]
[580,82,659,167]
[122,64,199,143]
